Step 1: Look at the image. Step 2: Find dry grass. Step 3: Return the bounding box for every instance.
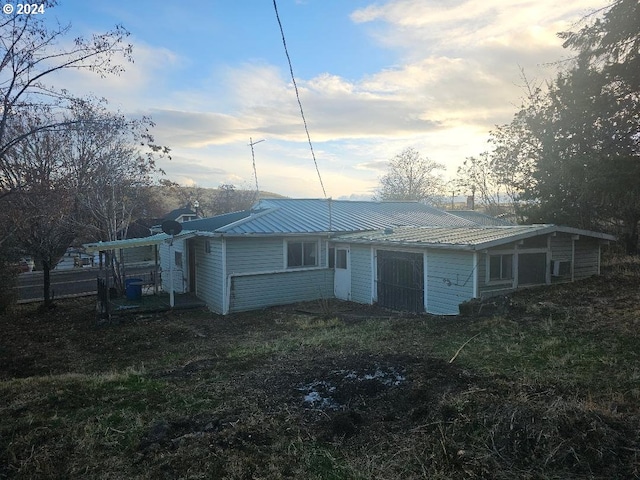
[1,256,640,479]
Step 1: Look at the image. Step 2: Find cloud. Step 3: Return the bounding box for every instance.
[48,39,184,110]
[46,0,606,199]
[148,109,251,147]
[355,160,389,171]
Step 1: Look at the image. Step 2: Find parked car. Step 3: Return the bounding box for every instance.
[19,257,34,272]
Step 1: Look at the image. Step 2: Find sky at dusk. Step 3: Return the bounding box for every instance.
[40,0,605,199]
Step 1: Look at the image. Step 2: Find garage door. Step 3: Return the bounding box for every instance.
[376,250,424,313]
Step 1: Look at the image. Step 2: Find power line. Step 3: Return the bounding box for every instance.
[272,0,327,198]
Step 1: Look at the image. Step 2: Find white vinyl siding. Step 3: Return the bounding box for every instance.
[160,240,187,294]
[426,250,475,315]
[350,245,373,304]
[229,269,334,312]
[194,237,224,312]
[226,237,284,273]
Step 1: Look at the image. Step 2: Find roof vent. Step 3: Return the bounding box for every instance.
[384,227,394,234]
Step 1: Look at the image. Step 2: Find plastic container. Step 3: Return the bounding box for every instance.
[125,278,143,300]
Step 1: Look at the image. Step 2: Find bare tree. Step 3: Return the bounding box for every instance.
[66,100,167,292]
[374,148,445,202]
[207,184,257,215]
[67,100,167,242]
[0,1,132,193]
[2,110,79,307]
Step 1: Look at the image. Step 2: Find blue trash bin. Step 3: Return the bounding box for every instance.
[125,278,143,300]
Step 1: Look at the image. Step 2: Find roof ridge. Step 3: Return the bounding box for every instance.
[215,207,278,233]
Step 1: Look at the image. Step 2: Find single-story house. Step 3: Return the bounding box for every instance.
[84,198,615,315]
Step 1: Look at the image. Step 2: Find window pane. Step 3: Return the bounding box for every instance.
[287,242,302,267]
[328,248,335,268]
[489,255,501,280]
[303,242,317,266]
[336,249,347,269]
[502,254,513,279]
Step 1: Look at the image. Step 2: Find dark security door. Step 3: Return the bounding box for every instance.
[518,253,547,286]
[377,250,424,313]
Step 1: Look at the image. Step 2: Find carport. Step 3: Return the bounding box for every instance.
[83,231,201,320]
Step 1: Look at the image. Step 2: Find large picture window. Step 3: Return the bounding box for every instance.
[287,241,318,268]
[489,254,513,281]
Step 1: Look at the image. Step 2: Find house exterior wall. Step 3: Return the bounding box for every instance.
[224,235,334,313]
[477,241,518,298]
[478,238,551,297]
[550,233,574,284]
[161,230,605,316]
[345,244,477,315]
[575,237,600,279]
[194,238,224,313]
[229,269,334,312]
[226,237,284,273]
[476,233,604,298]
[350,245,373,304]
[426,250,475,315]
[160,240,187,294]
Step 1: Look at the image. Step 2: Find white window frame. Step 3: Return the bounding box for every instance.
[285,239,320,269]
[486,251,514,285]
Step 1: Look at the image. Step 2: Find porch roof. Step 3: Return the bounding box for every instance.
[83,230,197,253]
[333,225,616,251]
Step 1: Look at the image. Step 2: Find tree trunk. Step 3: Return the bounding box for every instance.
[42,259,53,308]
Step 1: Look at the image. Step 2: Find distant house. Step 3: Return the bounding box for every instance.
[149,206,200,234]
[164,206,199,224]
[85,198,615,315]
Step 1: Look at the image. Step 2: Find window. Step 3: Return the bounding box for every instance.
[205,240,211,254]
[174,251,183,267]
[335,249,347,269]
[328,247,335,268]
[287,241,318,268]
[489,254,513,281]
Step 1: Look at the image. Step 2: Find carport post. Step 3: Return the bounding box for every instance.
[169,240,175,308]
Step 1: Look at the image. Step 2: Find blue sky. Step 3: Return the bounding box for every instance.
[43,0,604,199]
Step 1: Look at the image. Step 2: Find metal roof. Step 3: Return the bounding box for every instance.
[334,225,616,251]
[447,210,515,226]
[216,198,476,234]
[83,200,616,252]
[182,209,254,232]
